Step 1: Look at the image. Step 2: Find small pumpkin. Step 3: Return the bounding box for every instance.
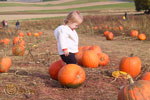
[118,76,150,100]
[0,56,12,72]
[19,32,24,37]
[13,37,25,46]
[1,38,10,45]
[119,26,123,31]
[119,54,141,78]
[49,59,65,80]
[141,72,150,81]
[131,30,139,37]
[12,45,25,56]
[58,64,86,88]
[82,50,99,68]
[138,33,146,40]
[33,33,39,37]
[38,32,43,36]
[27,32,32,36]
[106,32,113,40]
[97,53,109,66]
[104,31,110,36]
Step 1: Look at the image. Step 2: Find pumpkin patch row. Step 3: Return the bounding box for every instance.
[0,31,43,72]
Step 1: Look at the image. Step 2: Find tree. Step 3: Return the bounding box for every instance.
[134,0,150,14]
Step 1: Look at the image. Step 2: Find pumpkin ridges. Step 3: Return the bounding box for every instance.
[118,80,150,100]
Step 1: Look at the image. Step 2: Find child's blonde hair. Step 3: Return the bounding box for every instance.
[64,10,83,24]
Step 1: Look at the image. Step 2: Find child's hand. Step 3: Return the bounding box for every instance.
[64,50,69,56]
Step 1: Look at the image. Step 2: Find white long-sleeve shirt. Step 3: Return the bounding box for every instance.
[54,25,79,55]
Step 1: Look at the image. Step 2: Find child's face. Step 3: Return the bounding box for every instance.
[68,19,82,30]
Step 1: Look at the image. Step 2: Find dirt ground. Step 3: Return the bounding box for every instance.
[0,27,150,100]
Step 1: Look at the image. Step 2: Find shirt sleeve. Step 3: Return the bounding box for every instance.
[58,28,68,49]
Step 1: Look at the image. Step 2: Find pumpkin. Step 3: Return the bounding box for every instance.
[75,50,83,66]
[0,56,12,72]
[138,33,146,40]
[106,32,113,40]
[38,32,43,36]
[33,33,39,37]
[1,38,10,45]
[119,26,123,31]
[97,53,109,66]
[119,54,141,78]
[104,25,108,29]
[49,59,65,80]
[104,31,110,36]
[13,37,25,46]
[82,50,99,68]
[12,45,25,56]
[27,32,32,36]
[141,72,150,81]
[82,46,90,51]
[118,77,150,100]
[93,26,98,30]
[58,64,86,88]
[19,32,24,37]
[88,45,102,54]
[131,30,139,37]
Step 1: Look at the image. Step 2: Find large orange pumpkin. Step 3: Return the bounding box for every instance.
[131,30,139,37]
[49,59,65,80]
[119,55,141,78]
[58,64,86,88]
[141,72,150,81]
[88,45,102,54]
[0,56,12,72]
[82,50,99,68]
[118,78,150,100]
[12,45,25,56]
[138,33,146,40]
[97,53,109,66]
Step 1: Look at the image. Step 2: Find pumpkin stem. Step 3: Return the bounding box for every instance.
[130,53,134,57]
[127,74,134,84]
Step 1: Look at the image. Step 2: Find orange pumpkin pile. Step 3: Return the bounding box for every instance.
[75,45,109,68]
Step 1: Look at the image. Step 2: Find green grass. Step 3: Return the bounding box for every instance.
[0,0,114,7]
[0,3,34,7]
[15,3,134,14]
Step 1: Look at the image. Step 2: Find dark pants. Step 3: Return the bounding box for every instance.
[60,53,76,64]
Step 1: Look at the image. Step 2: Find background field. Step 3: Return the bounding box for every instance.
[0,0,150,100]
